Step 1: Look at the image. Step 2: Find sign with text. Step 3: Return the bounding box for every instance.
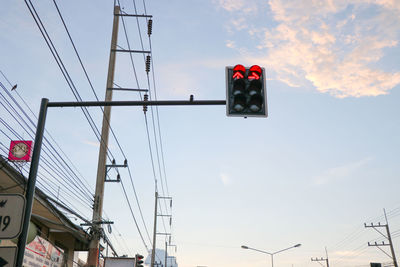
[0,194,25,239]
[24,236,64,267]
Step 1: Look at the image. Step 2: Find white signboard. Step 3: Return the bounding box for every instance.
[0,194,25,239]
[104,257,135,267]
[24,236,64,267]
[0,246,17,267]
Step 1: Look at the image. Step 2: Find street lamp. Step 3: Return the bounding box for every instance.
[241,244,301,267]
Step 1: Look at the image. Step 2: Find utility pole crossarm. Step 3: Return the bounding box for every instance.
[311,251,329,267]
[115,13,153,18]
[311,258,327,267]
[368,241,390,247]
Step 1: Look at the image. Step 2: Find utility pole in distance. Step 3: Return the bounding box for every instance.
[87,5,120,266]
[365,209,398,267]
[151,191,158,267]
[151,193,172,267]
[311,257,329,267]
[311,248,329,267]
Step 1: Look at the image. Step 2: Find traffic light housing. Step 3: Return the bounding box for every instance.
[370,263,381,267]
[135,254,144,267]
[226,64,267,117]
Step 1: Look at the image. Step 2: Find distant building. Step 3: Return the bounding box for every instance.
[144,249,178,267]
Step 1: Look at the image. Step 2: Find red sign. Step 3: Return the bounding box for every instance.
[8,140,33,162]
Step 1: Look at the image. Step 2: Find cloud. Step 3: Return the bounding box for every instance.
[214,0,245,12]
[83,140,100,147]
[156,62,199,97]
[220,173,231,186]
[313,157,372,185]
[226,40,236,48]
[214,0,258,14]
[333,250,363,257]
[221,0,400,98]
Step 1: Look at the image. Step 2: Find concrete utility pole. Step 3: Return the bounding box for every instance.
[365,209,398,267]
[165,241,168,267]
[87,5,120,267]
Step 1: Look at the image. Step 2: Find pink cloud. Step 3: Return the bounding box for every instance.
[239,0,400,98]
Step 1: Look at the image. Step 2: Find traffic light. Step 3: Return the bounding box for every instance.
[135,254,144,267]
[226,64,267,117]
[370,263,381,267]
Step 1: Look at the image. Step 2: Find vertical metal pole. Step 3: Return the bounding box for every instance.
[385,209,398,267]
[87,5,120,267]
[271,254,274,267]
[325,247,329,267]
[151,191,158,267]
[165,241,167,267]
[16,98,49,267]
[325,247,330,267]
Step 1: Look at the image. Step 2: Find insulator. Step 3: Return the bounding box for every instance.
[147,19,153,36]
[146,55,151,73]
[143,94,149,113]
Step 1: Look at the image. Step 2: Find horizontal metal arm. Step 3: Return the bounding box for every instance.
[156,232,171,236]
[112,49,151,54]
[273,246,296,255]
[47,100,226,108]
[245,247,272,255]
[107,87,148,92]
[115,13,153,18]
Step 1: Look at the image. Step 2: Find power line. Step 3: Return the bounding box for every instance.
[0,83,94,203]
[52,0,129,161]
[23,0,116,164]
[119,178,150,251]
[50,1,155,256]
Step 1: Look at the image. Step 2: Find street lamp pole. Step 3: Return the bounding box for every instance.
[241,244,301,267]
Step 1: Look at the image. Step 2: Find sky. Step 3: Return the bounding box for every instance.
[1,0,400,267]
